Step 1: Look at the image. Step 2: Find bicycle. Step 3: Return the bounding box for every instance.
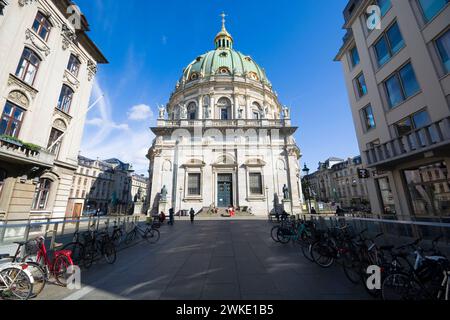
[124,222,160,245]
[382,237,450,300]
[2,240,47,297]
[111,220,125,247]
[83,223,117,266]
[23,236,74,287]
[0,257,34,300]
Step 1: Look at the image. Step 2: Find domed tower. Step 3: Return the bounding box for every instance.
[147,14,303,217]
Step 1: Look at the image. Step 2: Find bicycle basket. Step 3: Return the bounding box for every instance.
[25,239,40,255]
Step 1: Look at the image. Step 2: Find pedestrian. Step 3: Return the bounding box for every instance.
[311,207,317,215]
[169,208,174,226]
[159,211,166,223]
[190,208,195,224]
[336,206,345,217]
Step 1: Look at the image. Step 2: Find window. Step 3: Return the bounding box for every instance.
[57,85,74,113]
[374,22,404,66]
[15,48,41,85]
[47,128,63,156]
[350,46,360,67]
[395,110,431,136]
[355,73,368,98]
[436,29,450,74]
[362,104,376,130]
[384,63,420,108]
[377,0,392,16]
[404,161,450,217]
[32,12,51,41]
[187,102,197,120]
[67,54,81,77]
[188,173,201,196]
[217,97,231,120]
[253,112,260,120]
[376,177,396,214]
[1,101,25,138]
[0,169,6,197]
[418,0,449,22]
[249,173,263,195]
[32,178,52,210]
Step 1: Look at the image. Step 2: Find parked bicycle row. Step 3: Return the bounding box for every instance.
[0,218,161,300]
[270,217,450,300]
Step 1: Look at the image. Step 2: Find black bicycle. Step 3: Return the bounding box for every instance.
[124,222,160,245]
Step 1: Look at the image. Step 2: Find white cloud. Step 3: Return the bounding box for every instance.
[86,117,129,131]
[127,104,153,121]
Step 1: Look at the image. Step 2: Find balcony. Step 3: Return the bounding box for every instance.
[156,119,289,128]
[0,136,55,168]
[365,117,450,168]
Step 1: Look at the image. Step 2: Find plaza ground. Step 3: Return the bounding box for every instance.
[38,219,370,300]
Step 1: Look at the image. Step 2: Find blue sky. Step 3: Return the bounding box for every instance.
[77,0,359,175]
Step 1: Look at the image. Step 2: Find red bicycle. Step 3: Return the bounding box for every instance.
[23,236,74,287]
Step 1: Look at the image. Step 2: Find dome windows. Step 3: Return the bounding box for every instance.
[218,67,231,75]
[189,72,199,81]
[248,72,259,81]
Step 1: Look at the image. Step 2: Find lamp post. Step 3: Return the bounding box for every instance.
[178,186,183,219]
[302,164,312,214]
[265,186,270,219]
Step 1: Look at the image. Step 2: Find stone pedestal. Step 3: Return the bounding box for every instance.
[133,201,144,215]
[158,200,168,215]
[282,199,292,215]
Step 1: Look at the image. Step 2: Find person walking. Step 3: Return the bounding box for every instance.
[336,206,345,217]
[169,208,174,226]
[190,208,195,224]
[310,207,317,215]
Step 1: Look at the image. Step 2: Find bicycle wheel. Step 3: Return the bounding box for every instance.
[311,240,334,268]
[26,262,46,298]
[54,255,73,287]
[63,242,85,268]
[342,250,362,284]
[125,229,137,245]
[277,228,291,244]
[0,267,33,300]
[102,242,117,264]
[300,241,314,262]
[382,273,423,300]
[112,229,123,247]
[271,226,280,243]
[83,243,95,269]
[144,228,160,244]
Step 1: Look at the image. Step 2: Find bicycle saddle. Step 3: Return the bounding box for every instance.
[53,243,64,249]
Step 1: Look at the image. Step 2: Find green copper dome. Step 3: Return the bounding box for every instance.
[180,14,271,87]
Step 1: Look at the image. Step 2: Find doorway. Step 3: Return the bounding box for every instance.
[217,174,233,208]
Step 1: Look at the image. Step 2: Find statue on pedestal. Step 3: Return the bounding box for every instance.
[283,184,290,200]
[158,106,165,119]
[160,185,168,201]
[134,187,143,203]
[179,104,187,119]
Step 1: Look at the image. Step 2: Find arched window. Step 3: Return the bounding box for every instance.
[32,11,52,41]
[0,168,6,197]
[187,102,197,120]
[67,54,81,77]
[31,178,52,210]
[57,85,74,113]
[47,127,64,156]
[1,101,25,138]
[252,102,262,120]
[15,48,41,85]
[217,97,232,120]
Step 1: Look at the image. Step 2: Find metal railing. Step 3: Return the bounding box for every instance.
[157,119,287,128]
[0,215,144,251]
[301,213,450,249]
[364,117,450,167]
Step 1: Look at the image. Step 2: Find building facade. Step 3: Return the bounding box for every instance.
[131,174,148,203]
[147,17,304,217]
[67,156,141,217]
[0,0,106,223]
[304,156,370,210]
[335,0,450,219]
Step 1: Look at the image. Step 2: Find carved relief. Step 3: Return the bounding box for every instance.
[7,90,29,108]
[7,74,38,99]
[53,119,67,131]
[87,60,97,81]
[63,70,80,89]
[25,29,51,57]
[61,24,77,50]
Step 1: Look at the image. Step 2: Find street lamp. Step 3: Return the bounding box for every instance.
[178,186,183,219]
[302,164,312,214]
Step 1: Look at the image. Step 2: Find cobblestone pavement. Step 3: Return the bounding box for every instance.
[36,219,371,300]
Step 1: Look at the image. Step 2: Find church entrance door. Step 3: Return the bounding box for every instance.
[217,174,233,208]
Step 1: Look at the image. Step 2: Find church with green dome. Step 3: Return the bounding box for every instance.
[147,14,304,217]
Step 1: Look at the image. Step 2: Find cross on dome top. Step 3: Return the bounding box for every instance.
[215,12,233,49]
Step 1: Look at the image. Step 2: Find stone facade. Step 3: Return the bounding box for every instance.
[304,156,370,209]
[335,0,450,219]
[147,18,304,217]
[0,0,107,222]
